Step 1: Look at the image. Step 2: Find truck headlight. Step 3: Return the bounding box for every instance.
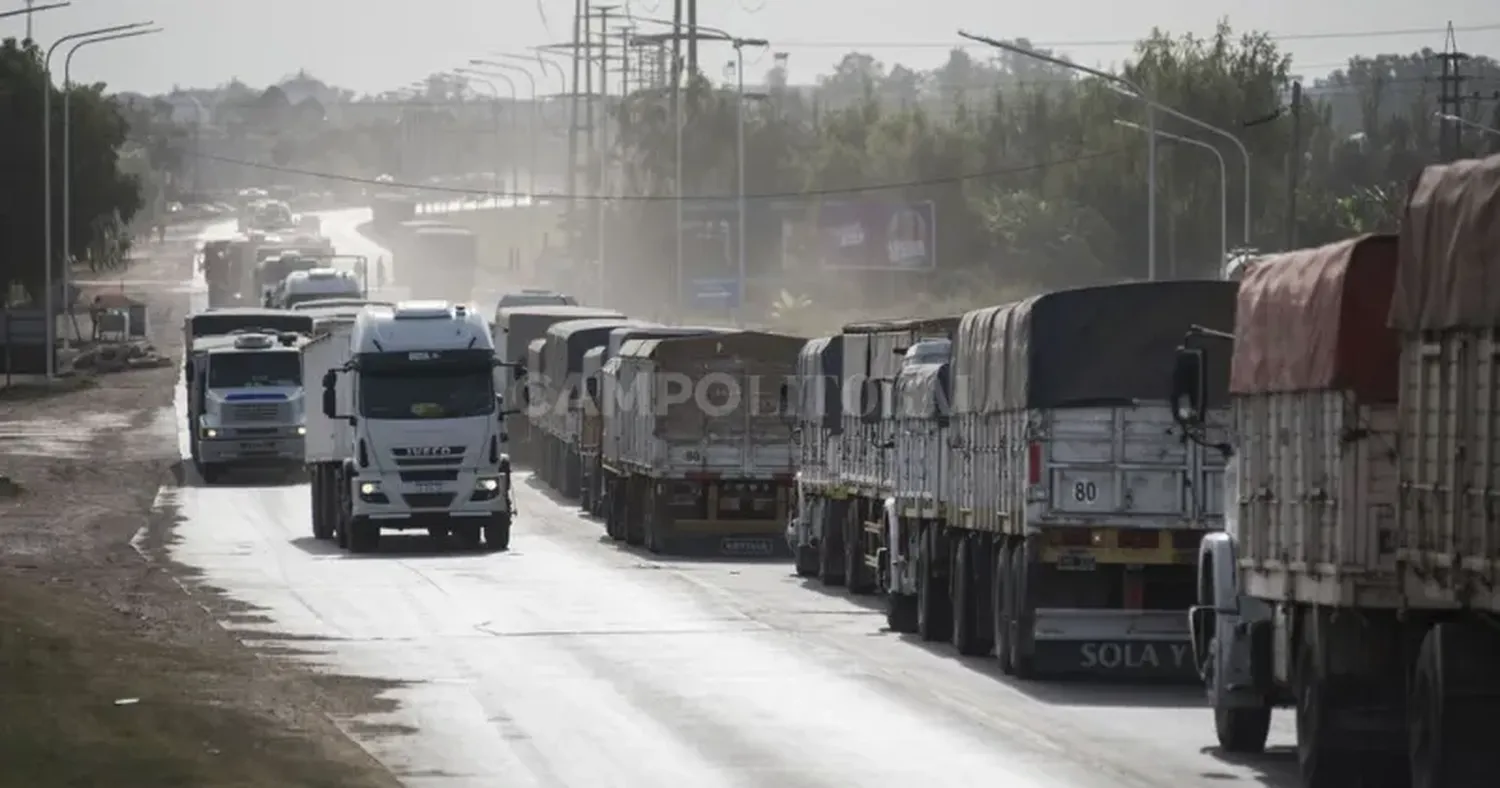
[359,481,380,496]
[296,426,307,435]
[201,427,218,439]
[475,477,501,492]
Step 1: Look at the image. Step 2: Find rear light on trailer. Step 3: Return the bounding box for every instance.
[1117,529,1160,549]
[1027,442,1042,485]
[1047,528,1094,547]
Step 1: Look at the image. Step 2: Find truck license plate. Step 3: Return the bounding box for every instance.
[413,482,444,493]
[721,538,774,557]
[1057,552,1096,571]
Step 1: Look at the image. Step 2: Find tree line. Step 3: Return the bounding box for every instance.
[1,37,145,305]
[595,22,1500,328]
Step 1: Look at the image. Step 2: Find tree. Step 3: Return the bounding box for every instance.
[0,37,143,302]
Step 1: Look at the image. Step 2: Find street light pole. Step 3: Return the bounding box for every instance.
[456,69,518,200]
[64,28,162,315]
[470,59,540,199]
[730,37,768,324]
[960,31,1257,276]
[42,21,152,378]
[1115,119,1227,277]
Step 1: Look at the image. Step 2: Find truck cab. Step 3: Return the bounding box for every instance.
[187,330,309,483]
[275,268,363,308]
[319,301,517,553]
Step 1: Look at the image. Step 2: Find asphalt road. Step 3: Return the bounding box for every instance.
[166,211,1300,787]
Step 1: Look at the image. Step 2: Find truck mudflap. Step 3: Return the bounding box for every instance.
[1030,608,1195,680]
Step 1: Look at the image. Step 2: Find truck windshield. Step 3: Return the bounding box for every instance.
[208,351,302,388]
[360,369,494,420]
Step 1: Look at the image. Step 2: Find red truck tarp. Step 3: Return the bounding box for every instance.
[1393,153,1500,331]
[1230,234,1399,401]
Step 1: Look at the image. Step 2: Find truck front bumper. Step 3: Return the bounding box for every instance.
[351,469,511,528]
[197,431,304,466]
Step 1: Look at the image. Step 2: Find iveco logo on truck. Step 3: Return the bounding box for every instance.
[401,446,454,456]
[1079,642,1191,671]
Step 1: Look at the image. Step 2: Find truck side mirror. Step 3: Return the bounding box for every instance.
[1171,347,1208,425]
[585,377,598,400]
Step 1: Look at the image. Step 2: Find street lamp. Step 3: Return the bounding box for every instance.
[959,31,1256,280]
[725,36,769,325]
[1115,119,1227,277]
[470,59,539,198]
[454,68,517,199]
[42,20,152,378]
[64,27,163,305]
[1435,111,1500,139]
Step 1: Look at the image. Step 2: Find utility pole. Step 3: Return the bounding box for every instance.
[686,0,698,75]
[1286,80,1302,249]
[593,4,617,307]
[567,0,584,205]
[1434,22,1469,161]
[25,0,35,40]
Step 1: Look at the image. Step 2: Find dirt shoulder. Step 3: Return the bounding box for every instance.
[0,236,400,788]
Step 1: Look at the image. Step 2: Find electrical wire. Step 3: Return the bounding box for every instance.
[167,146,1129,201]
[771,22,1500,51]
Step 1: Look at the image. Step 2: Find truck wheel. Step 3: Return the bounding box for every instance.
[199,463,221,484]
[311,469,334,540]
[605,478,624,541]
[844,508,874,594]
[347,516,379,553]
[484,515,511,552]
[1215,705,1271,754]
[1295,637,1357,788]
[1409,622,1497,788]
[917,527,952,642]
[1006,544,1035,678]
[817,503,846,586]
[993,543,1013,673]
[623,478,645,546]
[951,537,989,656]
[886,594,919,633]
[794,544,819,578]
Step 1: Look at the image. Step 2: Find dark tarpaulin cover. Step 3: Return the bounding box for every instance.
[1230,235,1399,400]
[992,280,1238,410]
[500,306,624,369]
[545,319,642,381]
[795,335,843,423]
[1394,153,1500,330]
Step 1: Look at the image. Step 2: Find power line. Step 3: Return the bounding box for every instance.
[770,22,1500,51]
[165,145,1130,201]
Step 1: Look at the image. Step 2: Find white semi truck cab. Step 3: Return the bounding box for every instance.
[188,330,309,483]
[317,300,520,553]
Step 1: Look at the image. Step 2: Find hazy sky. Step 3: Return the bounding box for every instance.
[8,0,1498,95]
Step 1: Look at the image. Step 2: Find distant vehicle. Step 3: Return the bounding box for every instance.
[274,268,363,309]
[290,298,392,312]
[493,290,578,312]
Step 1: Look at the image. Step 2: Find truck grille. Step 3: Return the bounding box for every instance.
[403,493,455,508]
[226,403,282,422]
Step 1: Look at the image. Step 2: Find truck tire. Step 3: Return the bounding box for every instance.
[605,477,624,541]
[198,462,222,484]
[993,543,1013,673]
[1006,544,1035,678]
[1215,705,1272,755]
[951,537,990,656]
[817,501,846,586]
[1295,636,1358,788]
[794,544,819,577]
[1409,622,1499,788]
[311,468,334,540]
[623,477,645,546]
[484,514,511,552]
[844,507,875,594]
[347,516,379,553]
[917,526,952,642]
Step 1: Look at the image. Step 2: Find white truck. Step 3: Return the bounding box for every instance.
[312,301,520,553]
[604,331,803,556]
[1180,158,1500,788]
[183,308,317,483]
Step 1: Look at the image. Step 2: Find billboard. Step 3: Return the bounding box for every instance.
[779,200,936,271]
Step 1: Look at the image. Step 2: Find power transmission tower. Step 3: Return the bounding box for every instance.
[1434,22,1470,161]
